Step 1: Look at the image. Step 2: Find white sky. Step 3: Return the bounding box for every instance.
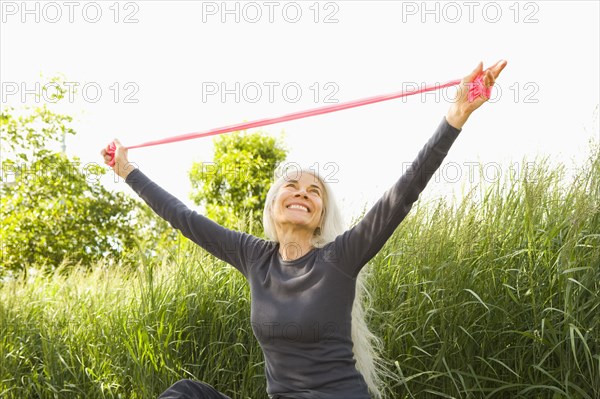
[1,0,599,226]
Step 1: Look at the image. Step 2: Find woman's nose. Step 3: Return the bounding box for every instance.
[294,191,308,198]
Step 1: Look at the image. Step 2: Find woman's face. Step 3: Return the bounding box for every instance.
[272,171,324,233]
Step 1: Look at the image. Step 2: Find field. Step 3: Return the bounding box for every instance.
[1,150,599,399]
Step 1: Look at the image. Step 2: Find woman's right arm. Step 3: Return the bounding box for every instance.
[101,140,265,277]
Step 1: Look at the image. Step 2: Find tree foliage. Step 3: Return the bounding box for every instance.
[188,131,287,233]
[0,80,167,275]
[1,152,139,272]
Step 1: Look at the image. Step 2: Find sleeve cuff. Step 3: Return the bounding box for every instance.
[443,116,463,134]
[124,168,142,185]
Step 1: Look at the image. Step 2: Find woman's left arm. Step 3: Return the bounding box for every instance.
[332,60,507,277]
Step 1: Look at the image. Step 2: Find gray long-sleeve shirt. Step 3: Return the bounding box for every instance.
[125,117,462,399]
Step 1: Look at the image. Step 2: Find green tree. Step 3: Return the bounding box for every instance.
[0,80,170,275]
[188,130,287,233]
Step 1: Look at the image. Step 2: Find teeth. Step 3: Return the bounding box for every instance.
[287,204,308,212]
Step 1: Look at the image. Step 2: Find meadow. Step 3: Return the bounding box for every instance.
[1,148,598,399]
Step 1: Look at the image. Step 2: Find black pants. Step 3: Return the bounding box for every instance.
[158,379,233,399]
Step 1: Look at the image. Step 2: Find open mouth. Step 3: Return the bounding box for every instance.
[287,204,309,212]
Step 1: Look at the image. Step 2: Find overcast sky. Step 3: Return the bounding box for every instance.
[2,0,599,226]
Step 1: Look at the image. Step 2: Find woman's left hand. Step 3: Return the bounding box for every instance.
[446,59,508,129]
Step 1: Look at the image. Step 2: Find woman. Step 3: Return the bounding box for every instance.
[102,60,507,399]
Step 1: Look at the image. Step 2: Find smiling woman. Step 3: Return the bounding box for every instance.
[266,172,327,260]
[259,165,387,397]
[101,60,507,399]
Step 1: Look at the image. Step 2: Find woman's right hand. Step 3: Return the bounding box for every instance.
[101,139,136,179]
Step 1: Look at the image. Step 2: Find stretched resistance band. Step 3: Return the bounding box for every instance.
[106,72,492,166]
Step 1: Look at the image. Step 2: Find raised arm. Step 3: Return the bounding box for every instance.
[101,141,267,277]
[333,116,461,277]
[333,60,508,277]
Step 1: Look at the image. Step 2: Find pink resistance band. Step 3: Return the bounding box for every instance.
[106,73,492,167]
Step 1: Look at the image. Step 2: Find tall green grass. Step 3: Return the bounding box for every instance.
[0,244,264,399]
[1,144,598,398]
[370,148,600,398]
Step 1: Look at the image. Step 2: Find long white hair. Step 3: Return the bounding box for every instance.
[262,164,387,399]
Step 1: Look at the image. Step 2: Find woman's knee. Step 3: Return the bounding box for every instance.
[158,379,197,399]
[158,379,231,399]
